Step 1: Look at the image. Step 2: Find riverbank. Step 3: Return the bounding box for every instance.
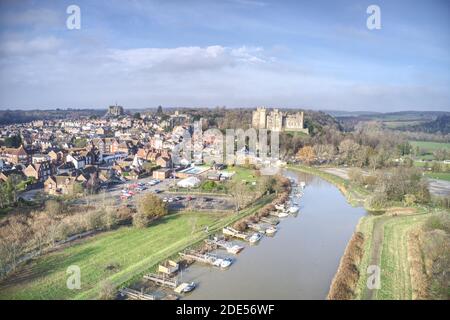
[0,195,274,300]
[288,164,448,300]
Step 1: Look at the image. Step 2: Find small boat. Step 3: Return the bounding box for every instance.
[181,282,196,293]
[248,232,262,244]
[265,226,277,235]
[288,206,299,214]
[219,258,233,268]
[275,204,285,210]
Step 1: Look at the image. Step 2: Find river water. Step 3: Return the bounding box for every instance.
[182,170,366,300]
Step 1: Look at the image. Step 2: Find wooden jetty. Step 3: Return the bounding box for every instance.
[260,217,279,225]
[143,272,195,294]
[158,260,179,275]
[222,226,249,241]
[143,273,178,288]
[204,238,244,254]
[119,287,157,300]
[179,250,233,268]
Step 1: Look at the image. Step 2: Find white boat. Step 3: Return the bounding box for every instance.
[220,258,233,268]
[227,244,244,254]
[248,232,262,244]
[212,257,233,268]
[180,282,196,293]
[288,206,299,214]
[275,204,285,210]
[265,226,277,235]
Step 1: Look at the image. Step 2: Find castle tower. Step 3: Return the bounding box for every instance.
[252,107,267,129]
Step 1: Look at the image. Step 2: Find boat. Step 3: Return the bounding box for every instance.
[260,217,279,225]
[275,204,285,210]
[227,244,244,254]
[174,282,196,294]
[288,206,299,214]
[265,226,277,235]
[248,232,262,244]
[213,257,233,268]
[270,211,289,218]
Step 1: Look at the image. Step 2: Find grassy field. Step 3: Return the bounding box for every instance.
[410,141,450,152]
[424,172,450,182]
[226,166,259,184]
[355,211,430,300]
[0,195,273,300]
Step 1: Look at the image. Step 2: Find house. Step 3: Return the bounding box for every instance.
[66,153,87,169]
[156,156,171,168]
[66,150,95,169]
[44,175,79,195]
[153,168,171,180]
[0,145,30,165]
[32,154,52,164]
[0,168,25,182]
[48,150,64,164]
[57,162,76,175]
[23,161,52,182]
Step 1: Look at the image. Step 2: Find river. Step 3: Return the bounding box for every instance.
[182,169,366,300]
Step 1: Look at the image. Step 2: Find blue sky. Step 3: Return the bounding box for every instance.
[0,0,449,111]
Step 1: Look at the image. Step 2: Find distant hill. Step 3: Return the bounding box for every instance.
[404,114,450,134]
[330,110,450,132]
[0,109,106,125]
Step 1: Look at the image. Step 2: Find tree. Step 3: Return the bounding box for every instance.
[133,112,141,119]
[98,280,116,300]
[296,146,316,164]
[339,139,360,165]
[4,135,22,148]
[134,194,168,227]
[0,217,29,272]
[133,211,151,228]
[45,200,64,218]
[228,180,247,212]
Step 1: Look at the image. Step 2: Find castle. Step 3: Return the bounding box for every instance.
[107,105,124,117]
[252,107,308,133]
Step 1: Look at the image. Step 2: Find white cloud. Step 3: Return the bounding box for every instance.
[108,45,267,72]
[0,35,63,55]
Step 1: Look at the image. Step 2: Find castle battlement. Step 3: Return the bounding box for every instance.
[252,107,308,133]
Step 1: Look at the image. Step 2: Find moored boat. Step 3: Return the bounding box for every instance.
[248,232,262,244]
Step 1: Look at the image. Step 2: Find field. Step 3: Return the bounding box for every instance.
[355,211,430,300]
[425,172,450,182]
[226,166,259,184]
[0,196,272,300]
[410,141,450,153]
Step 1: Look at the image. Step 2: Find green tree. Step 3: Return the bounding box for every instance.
[134,194,168,228]
[4,135,22,148]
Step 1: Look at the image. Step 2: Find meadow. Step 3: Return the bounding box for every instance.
[0,196,272,300]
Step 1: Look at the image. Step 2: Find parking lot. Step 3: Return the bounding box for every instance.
[73,176,235,212]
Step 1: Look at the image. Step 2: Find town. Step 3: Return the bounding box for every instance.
[0,0,448,305]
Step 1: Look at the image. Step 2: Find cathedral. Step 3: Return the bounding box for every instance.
[252,107,308,133]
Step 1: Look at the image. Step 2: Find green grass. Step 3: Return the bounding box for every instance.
[424,172,450,182]
[354,212,430,300]
[410,141,450,153]
[377,215,426,299]
[0,195,273,300]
